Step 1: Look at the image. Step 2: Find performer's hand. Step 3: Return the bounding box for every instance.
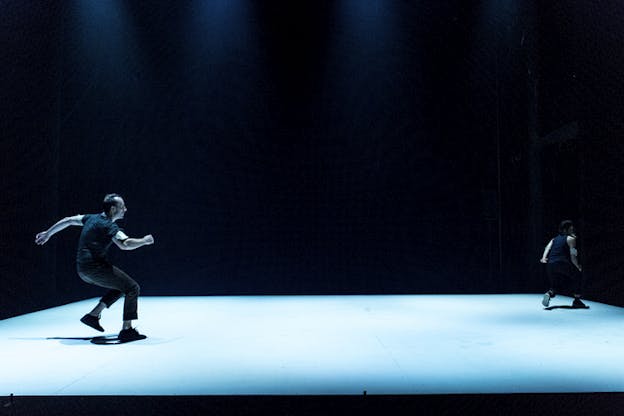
[540,257,548,263]
[143,234,154,245]
[35,231,50,245]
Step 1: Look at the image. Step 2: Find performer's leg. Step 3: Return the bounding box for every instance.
[543,264,558,306]
[571,266,587,308]
[572,265,584,297]
[546,263,561,295]
[78,265,140,324]
[88,301,107,318]
[100,289,124,310]
[78,268,113,331]
[107,266,145,341]
[79,268,124,311]
[111,266,140,323]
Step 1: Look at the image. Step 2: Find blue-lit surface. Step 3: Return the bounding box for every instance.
[0,295,622,395]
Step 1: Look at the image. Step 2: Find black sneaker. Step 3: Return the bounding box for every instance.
[80,314,104,332]
[118,328,147,342]
[572,298,588,309]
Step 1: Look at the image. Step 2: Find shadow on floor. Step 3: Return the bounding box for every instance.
[544,305,590,311]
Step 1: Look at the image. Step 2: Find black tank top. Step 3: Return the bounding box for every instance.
[548,234,570,264]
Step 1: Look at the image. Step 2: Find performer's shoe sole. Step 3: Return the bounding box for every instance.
[541,292,551,307]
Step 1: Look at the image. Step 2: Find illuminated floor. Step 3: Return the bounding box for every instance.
[1,295,622,396]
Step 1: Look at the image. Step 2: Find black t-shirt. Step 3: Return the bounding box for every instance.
[76,213,124,266]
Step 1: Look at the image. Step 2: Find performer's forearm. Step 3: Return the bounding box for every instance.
[121,237,150,250]
[570,255,581,270]
[46,217,75,236]
[540,240,552,261]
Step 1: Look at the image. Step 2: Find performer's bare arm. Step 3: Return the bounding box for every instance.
[35,215,84,245]
[540,239,553,263]
[113,232,154,251]
[567,236,582,271]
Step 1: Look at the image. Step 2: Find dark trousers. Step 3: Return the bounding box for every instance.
[547,261,583,296]
[77,263,140,321]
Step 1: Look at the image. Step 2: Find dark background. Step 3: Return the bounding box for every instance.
[2,1,623,319]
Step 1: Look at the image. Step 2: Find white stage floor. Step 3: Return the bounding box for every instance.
[1,295,623,396]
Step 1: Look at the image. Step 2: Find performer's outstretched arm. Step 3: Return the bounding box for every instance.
[35,215,84,245]
[113,233,154,251]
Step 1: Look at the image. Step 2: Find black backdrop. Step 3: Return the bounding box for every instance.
[2,1,624,319]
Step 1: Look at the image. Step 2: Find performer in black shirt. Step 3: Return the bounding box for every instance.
[36,193,154,342]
